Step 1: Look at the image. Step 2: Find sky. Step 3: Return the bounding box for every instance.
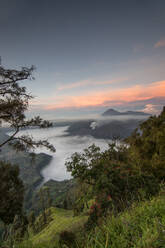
[1,0,165,119]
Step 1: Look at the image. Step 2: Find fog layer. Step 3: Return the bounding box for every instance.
[14,126,110,182]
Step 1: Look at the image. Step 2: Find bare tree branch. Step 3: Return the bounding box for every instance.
[0,127,19,148]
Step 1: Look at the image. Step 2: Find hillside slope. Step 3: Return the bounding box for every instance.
[83,192,165,248]
[17,192,165,248]
[19,208,87,248]
[66,119,143,139]
[0,128,52,210]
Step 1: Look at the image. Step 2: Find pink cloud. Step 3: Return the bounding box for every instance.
[41,80,165,110]
[57,77,128,91]
[142,104,159,114]
[154,39,165,48]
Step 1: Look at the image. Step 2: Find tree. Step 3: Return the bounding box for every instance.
[126,106,165,180]
[0,64,55,152]
[28,211,36,233]
[37,186,53,226]
[0,161,24,225]
[66,143,159,227]
[0,63,55,228]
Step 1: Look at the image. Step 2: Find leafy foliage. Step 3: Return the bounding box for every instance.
[11,191,165,248]
[0,161,24,224]
[6,106,165,247]
[0,63,55,243]
[12,214,28,241]
[127,106,165,180]
[0,65,55,152]
[66,143,159,225]
[66,108,165,225]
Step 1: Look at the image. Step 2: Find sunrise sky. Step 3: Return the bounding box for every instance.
[1,0,165,118]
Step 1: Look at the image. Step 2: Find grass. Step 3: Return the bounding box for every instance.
[12,192,165,248]
[17,207,87,248]
[83,193,165,248]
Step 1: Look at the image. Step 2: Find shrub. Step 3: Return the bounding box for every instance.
[59,230,76,247]
[66,143,160,227]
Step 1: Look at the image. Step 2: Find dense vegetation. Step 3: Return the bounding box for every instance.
[80,190,165,248]
[0,65,55,153]
[0,161,24,225]
[4,188,165,248]
[65,108,165,224]
[0,68,165,248]
[0,130,52,210]
[0,63,56,245]
[1,107,164,247]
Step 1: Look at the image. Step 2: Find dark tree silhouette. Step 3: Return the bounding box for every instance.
[0,63,55,229]
[0,64,55,152]
[0,161,24,225]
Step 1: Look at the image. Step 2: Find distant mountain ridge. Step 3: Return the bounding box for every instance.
[102,108,150,116]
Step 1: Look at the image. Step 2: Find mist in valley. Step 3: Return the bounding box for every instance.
[8,114,148,182]
[12,126,110,182]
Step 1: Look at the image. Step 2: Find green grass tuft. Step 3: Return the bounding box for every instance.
[84,194,165,248]
[16,193,165,248]
[17,207,87,248]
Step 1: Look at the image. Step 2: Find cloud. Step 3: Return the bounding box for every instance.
[57,80,91,90]
[142,104,160,114]
[154,39,165,48]
[57,77,128,91]
[38,80,165,110]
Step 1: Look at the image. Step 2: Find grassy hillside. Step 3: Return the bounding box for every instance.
[83,192,165,248]
[0,128,76,216]
[29,179,76,215]
[2,109,165,248]
[14,191,165,248]
[18,207,87,248]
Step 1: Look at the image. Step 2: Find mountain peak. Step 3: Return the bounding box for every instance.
[102,108,150,116]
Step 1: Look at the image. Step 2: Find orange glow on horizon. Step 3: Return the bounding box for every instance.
[32,80,165,110]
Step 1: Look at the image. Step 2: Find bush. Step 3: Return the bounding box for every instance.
[66,143,160,227]
[59,230,76,247]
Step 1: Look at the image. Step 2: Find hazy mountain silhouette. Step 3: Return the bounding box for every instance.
[102,108,150,116]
